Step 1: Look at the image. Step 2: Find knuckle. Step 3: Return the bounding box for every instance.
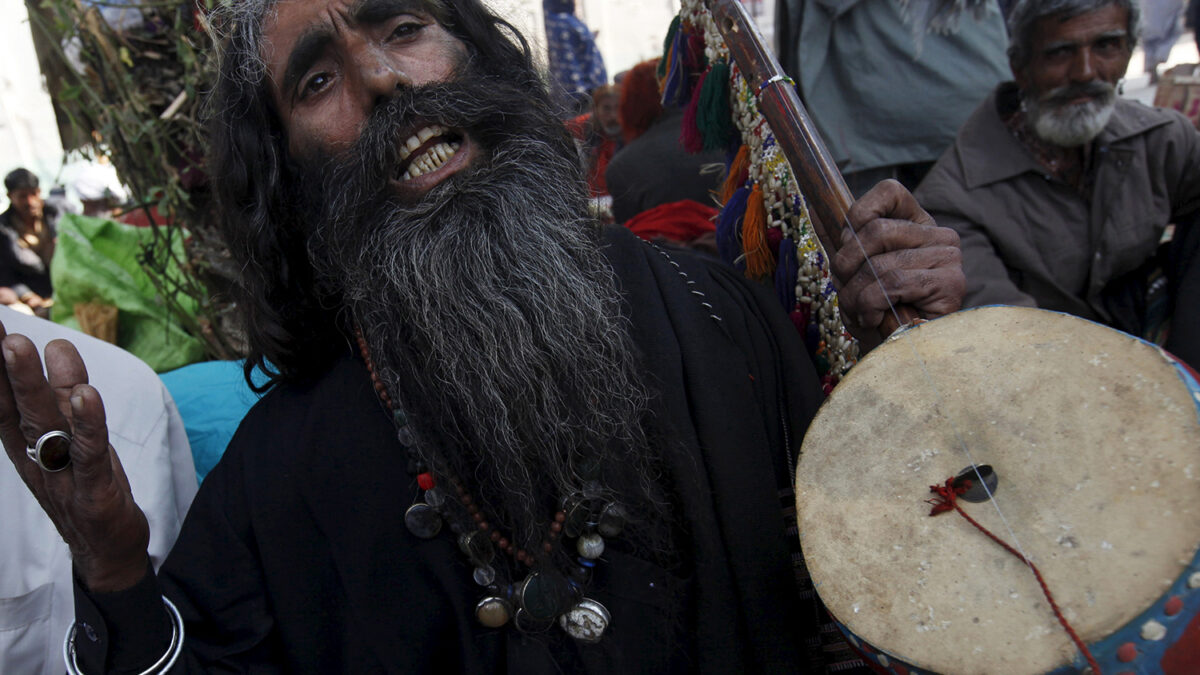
[17,418,44,443]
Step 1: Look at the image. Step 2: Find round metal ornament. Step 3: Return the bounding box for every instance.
[404,502,442,539]
[475,596,513,629]
[559,598,611,644]
[577,533,605,560]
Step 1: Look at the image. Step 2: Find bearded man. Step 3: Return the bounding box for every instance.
[916,0,1200,365]
[0,1,964,672]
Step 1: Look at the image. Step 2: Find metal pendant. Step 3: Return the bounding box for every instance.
[577,533,605,560]
[404,502,443,539]
[475,596,513,629]
[520,571,569,623]
[559,598,611,644]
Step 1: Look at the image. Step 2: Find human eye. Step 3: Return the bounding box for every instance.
[299,72,333,101]
[1094,36,1125,55]
[386,15,428,42]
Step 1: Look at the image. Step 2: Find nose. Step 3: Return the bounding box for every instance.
[1069,48,1096,82]
[357,46,411,108]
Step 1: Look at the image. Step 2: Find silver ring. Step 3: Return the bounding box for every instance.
[28,430,72,472]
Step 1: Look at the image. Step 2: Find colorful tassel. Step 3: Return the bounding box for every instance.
[698,60,735,152]
[716,185,750,270]
[661,19,686,106]
[742,184,775,280]
[658,15,680,79]
[680,70,705,154]
[720,145,750,204]
[774,237,798,311]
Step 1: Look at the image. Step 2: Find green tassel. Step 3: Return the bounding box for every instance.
[659,16,681,79]
[698,60,735,152]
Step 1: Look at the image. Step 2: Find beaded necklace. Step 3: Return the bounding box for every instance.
[354,329,624,643]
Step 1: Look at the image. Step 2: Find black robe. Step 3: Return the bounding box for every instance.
[74,226,824,673]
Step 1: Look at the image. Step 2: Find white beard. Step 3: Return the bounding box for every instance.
[1027,86,1117,147]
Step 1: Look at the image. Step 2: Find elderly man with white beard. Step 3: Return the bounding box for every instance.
[916,0,1200,362]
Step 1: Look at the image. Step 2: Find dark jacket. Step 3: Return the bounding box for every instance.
[916,84,1200,329]
[0,205,57,298]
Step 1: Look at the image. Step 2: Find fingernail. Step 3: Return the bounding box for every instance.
[71,393,85,413]
[2,345,12,365]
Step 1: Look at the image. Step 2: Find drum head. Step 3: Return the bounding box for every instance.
[797,306,1200,674]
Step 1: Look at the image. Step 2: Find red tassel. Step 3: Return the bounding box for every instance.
[743,184,775,279]
[721,145,750,204]
[681,70,706,154]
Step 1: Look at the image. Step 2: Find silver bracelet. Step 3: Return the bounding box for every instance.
[64,595,184,675]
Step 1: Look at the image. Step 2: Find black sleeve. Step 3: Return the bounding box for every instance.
[72,563,174,673]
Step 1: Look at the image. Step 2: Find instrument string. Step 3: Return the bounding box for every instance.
[831,207,1109,667]
[833,206,1037,565]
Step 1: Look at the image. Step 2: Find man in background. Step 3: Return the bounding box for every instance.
[0,169,57,315]
[775,0,1010,196]
[916,0,1200,367]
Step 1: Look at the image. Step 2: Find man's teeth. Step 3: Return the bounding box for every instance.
[401,141,462,181]
[399,125,445,161]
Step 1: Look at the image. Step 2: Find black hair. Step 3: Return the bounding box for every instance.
[4,168,38,193]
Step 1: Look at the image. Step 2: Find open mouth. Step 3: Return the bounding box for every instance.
[395,124,465,182]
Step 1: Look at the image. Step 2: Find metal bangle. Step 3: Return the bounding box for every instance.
[64,595,184,675]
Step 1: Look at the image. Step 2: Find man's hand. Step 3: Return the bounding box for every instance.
[0,324,151,592]
[0,287,21,306]
[20,292,47,310]
[831,180,964,346]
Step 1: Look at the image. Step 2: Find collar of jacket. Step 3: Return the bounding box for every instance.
[957,81,1174,189]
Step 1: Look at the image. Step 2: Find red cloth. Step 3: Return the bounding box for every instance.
[623,199,717,242]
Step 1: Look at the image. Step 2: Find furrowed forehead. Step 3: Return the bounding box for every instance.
[262,0,452,90]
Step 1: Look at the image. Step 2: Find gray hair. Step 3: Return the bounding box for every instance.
[1006,0,1140,71]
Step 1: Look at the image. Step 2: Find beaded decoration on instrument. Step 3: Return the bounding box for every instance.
[662,0,859,394]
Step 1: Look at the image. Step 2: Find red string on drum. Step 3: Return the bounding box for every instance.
[928,478,1103,675]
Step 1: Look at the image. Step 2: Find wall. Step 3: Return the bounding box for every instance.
[578,0,679,79]
[0,2,66,199]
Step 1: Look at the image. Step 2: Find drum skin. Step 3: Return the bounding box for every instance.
[796,307,1200,674]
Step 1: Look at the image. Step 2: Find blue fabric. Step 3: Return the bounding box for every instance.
[159,361,268,483]
[543,1,607,109]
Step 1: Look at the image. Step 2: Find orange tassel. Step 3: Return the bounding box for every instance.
[720,145,750,204]
[743,183,775,279]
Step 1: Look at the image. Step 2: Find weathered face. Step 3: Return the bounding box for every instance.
[7,188,43,223]
[262,0,476,194]
[1014,4,1132,101]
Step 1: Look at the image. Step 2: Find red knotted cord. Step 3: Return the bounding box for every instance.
[927,478,1102,675]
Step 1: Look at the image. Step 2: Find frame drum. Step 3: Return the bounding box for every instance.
[796,306,1200,674]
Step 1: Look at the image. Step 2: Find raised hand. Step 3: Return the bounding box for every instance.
[832,180,965,345]
[0,324,151,592]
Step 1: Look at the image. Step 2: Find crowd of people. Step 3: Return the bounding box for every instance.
[0,0,1196,672]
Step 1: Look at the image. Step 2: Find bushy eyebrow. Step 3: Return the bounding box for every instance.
[281,29,334,101]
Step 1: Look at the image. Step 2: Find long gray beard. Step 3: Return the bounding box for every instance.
[305,97,664,553]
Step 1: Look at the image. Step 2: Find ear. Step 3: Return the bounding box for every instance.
[1010,56,1028,93]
